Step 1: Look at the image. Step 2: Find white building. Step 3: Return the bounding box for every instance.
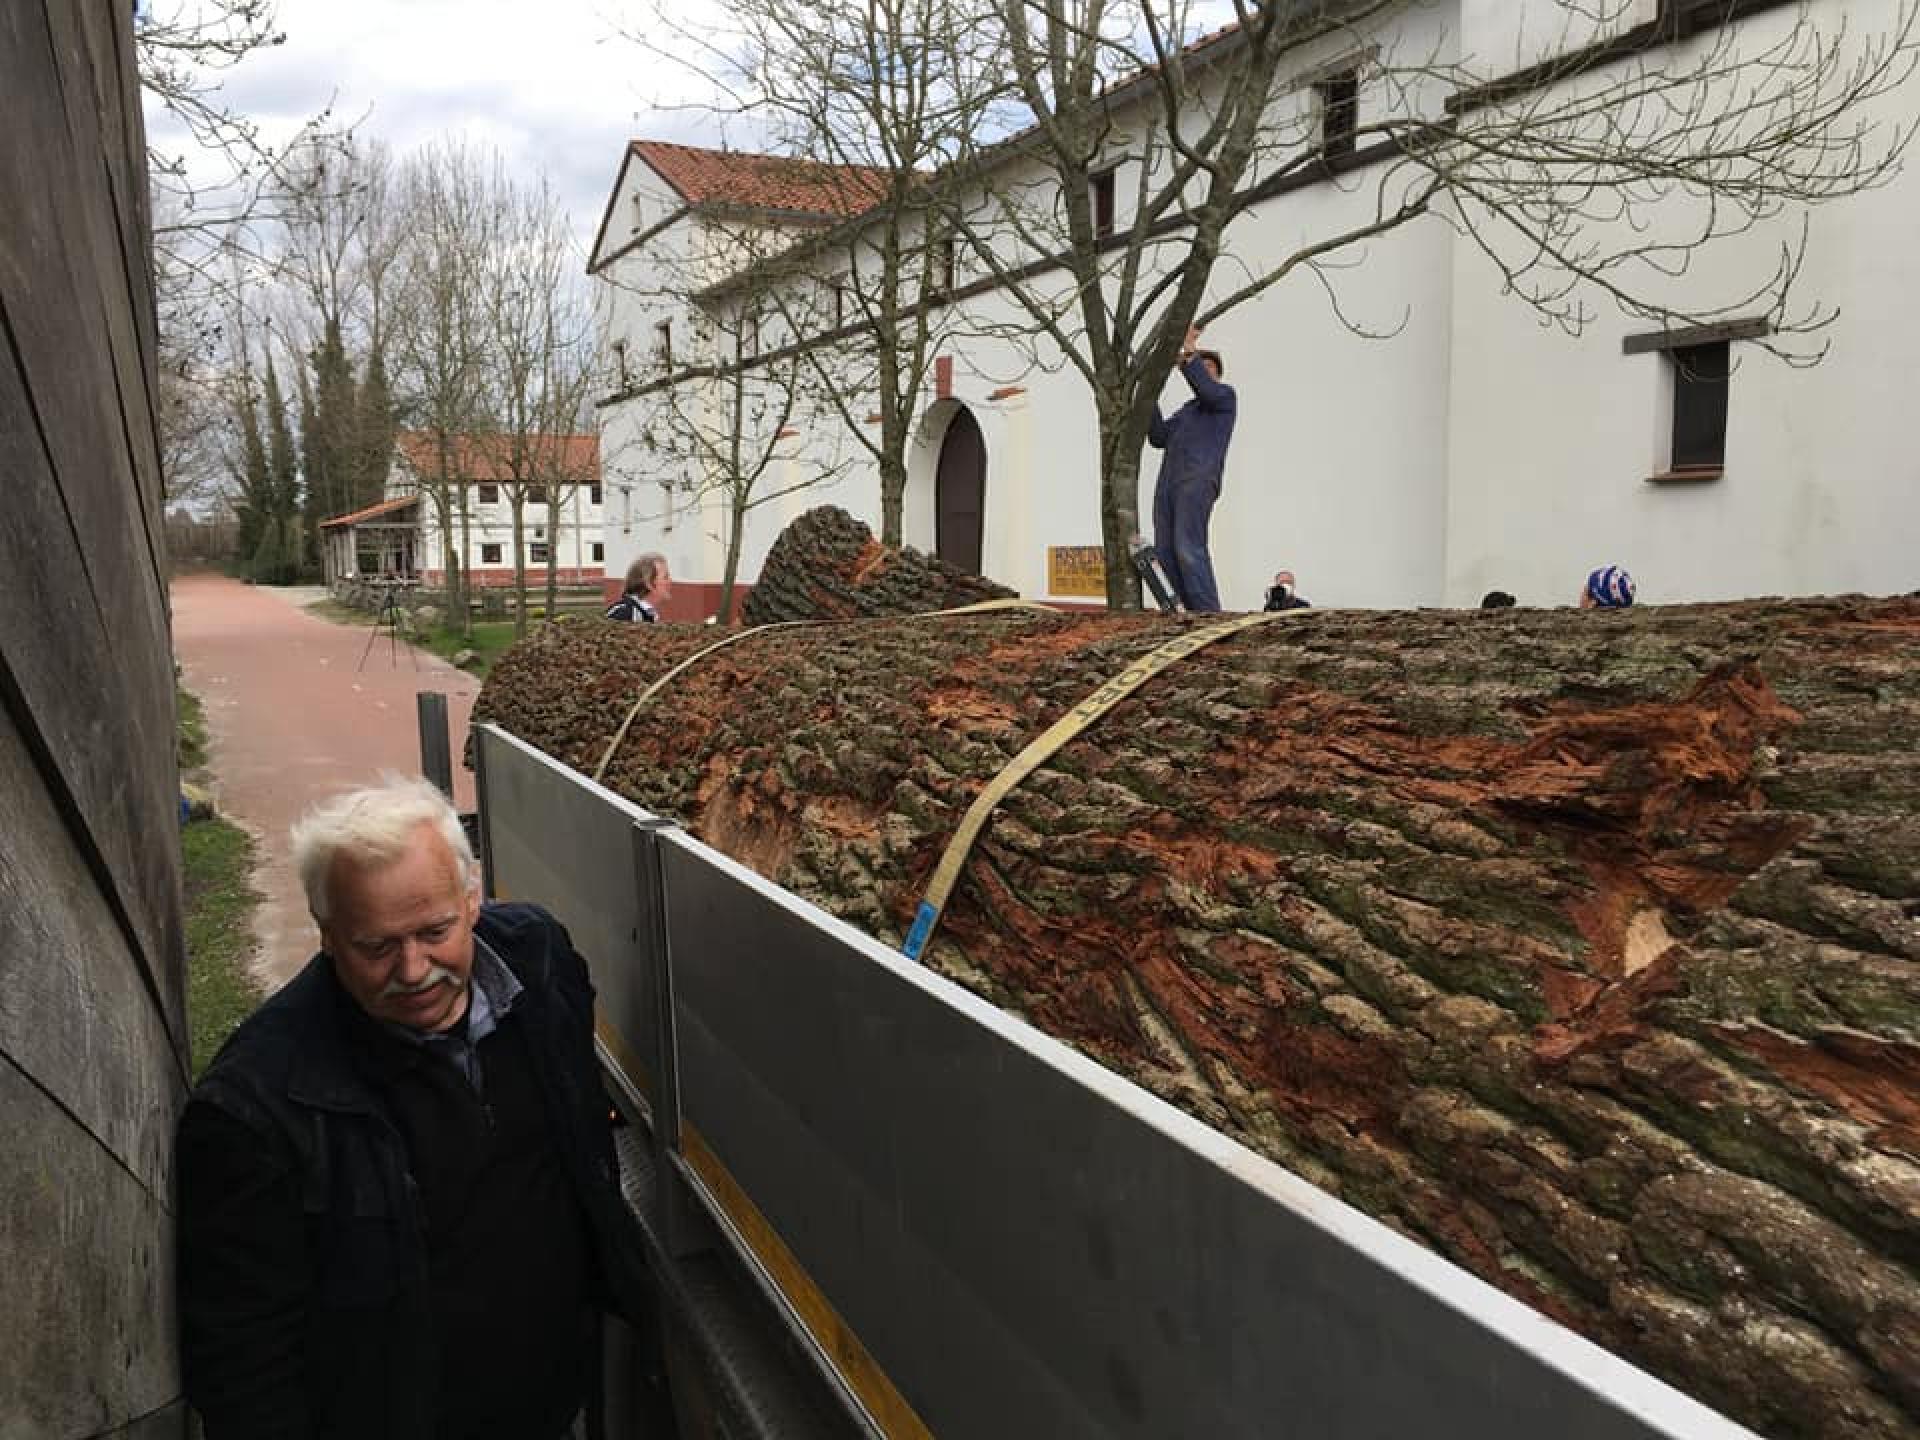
[320,431,607,589]
[590,1,1920,615]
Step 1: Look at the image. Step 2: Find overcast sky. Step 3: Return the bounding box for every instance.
[145,1,732,260]
[144,1,1245,262]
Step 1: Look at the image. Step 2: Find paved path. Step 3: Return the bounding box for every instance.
[172,574,480,989]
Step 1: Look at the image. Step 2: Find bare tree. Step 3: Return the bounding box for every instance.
[626,279,855,622]
[387,142,506,634]
[629,0,1009,544]
[139,3,349,392]
[931,0,1919,604]
[481,175,599,636]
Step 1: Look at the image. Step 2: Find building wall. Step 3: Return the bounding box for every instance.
[596,0,1920,615]
[397,476,607,587]
[1,4,191,1435]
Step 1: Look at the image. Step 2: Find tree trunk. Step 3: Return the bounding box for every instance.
[511,497,527,639]
[718,497,746,624]
[1100,422,1145,611]
[474,597,1920,1440]
[878,449,907,549]
[739,505,1015,626]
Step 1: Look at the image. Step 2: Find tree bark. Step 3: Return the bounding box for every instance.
[739,505,1016,625]
[475,596,1920,1439]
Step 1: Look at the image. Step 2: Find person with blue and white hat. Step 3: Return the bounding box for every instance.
[1580,565,1636,608]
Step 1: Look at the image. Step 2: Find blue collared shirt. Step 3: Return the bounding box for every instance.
[381,935,523,1092]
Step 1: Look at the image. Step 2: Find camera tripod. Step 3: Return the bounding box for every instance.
[357,584,420,672]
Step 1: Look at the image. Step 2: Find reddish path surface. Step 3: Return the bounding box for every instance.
[171,573,479,988]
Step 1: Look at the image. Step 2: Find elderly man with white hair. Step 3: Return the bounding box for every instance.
[176,775,670,1439]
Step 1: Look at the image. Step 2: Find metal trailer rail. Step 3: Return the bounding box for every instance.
[474,723,1761,1440]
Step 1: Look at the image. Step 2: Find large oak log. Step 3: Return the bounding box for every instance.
[476,597,1920,1438]
[740,505,1016,624]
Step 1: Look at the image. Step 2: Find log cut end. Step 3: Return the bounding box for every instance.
[740,505,1017,624]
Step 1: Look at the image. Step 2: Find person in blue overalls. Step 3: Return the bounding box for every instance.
[1148,324,1237,612]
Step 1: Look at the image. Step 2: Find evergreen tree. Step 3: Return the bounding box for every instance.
[316,317,358,513]
[354,347,396,509]
[232,384,271,573]
[253,360,305,582]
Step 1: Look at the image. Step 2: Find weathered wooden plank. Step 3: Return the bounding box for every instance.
[0,1060,180,1440]
[0,0,187,1048]
[56,0,169,582]
[0,704,186,1192]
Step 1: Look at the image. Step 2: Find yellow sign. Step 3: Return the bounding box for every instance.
[1047,545,1106,597]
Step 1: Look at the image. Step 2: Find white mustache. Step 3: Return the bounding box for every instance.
[380,964,466,1000]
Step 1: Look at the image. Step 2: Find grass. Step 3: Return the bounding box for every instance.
[305,596,571,676]
[414,618,523,673]
[182,815,264,1078]
[175,676,265,1077]
[176,680,209,771]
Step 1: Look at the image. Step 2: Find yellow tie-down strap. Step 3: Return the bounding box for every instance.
[902,610,1285,960]
[679,1122,936,1440]
[591,598,1059,784]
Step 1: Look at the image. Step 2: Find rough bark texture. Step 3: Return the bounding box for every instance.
[739,505,1016,624]
[476,597,1920,1438]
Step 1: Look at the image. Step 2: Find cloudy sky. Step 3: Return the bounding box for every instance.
[145,1,738,258]
[145,1,1246,259]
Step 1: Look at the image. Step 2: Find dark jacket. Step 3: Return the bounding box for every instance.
[605,594,657,622]
[177,903,650,1439]
[1148,356,1238,490]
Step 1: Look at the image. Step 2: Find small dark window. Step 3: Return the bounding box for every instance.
[590,483,603,506]
[1670,341,1729,470]
[833,281,847,326]
[1091,169,1116,238]
[477,483,499,505]
[528,541,550,564]
[655,320,673,369]
[525,485,548,507]
[1318,73,1359,159]
[480,542,502,564]
[939,235,956,294]
[591,542,605,563]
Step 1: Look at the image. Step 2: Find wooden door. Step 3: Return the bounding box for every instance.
[935,407,985,574]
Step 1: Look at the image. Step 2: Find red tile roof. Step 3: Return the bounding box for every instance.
[319,494,419,529]
[632,140,889,218]
[393,431,600,485]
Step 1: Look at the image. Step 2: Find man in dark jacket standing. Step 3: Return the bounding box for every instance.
[606,552,670,622]
[1147,324,1237,612]
[177,776,666,1439]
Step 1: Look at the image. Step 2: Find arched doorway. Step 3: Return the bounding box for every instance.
[935,405,985,573]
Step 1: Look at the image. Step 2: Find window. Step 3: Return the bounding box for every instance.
[526,485,548,507]
[528,542,550,563]
[1623,317,1763,479]
[1091,168,1117,239]
[612,338,629,386]
[592,542,605,563]
[655,319,673,370]
[1669,341,1729,472]
[1317,72,1359,159]
[477,483,499,505]
[590,483,603,506]
[480,542,502,564]
[833,279,847,327]
[939,234,957,294]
